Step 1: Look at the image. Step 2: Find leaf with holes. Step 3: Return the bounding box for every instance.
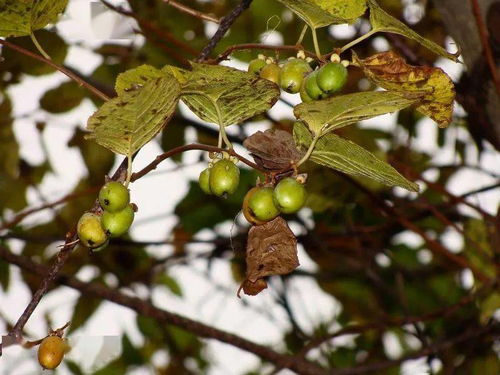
[0,0,68,37]
[276,0,364,28]
[115,65,165,95]
[86,75,181,156]
[181,63,280,127]
[294,90,420,135]
[367,0,459,61]
[353,51,455,127]
[294,122,419,191]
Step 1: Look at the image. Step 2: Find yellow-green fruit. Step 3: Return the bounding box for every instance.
[101,205,135,237]
[273,177,306,214]
[98,181,130,212]
[199,168,212,194]
[279,58,312,94]
[259,63,281,84]
[37,336,66,370]
[305,71,324,100]
[247,187,280,222]
[209,159,240,197]
[77,212,107,248]
[317,62,348,94]
[300,80,313,102]
[248,59,266,74]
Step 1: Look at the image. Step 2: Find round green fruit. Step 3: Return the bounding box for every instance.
[77,212,107,248]
[305,71,324,100]
[246,187,280,222]
[248,59,266,74]
[279,58,312,94]
[300,80,313,103]
[98,181,130,212]
[259,63,281,84]
[209,159,240,197]
[273,177,306,214]
[199,168,212,194]
[38,336,66,370]
[101,204,135,237]
[317,62,348,94]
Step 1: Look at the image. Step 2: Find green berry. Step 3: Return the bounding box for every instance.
[300,80,313,103]
[98,181,130,212]
[199,168,212,194]
[317,62,348,94]
[247,187,280,222]
[77,212,107,248]
[259,63,281,84]
[279,58,312,94]
[248,59,266,75]
[101,204,135,237]
[273,177,306,214]
[305,71,324,100]
[209,159,240,197]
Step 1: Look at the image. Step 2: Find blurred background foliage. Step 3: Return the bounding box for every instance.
[0,0,498,374]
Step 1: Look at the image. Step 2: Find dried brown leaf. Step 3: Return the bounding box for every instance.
[353,51,455,128]
[245,217,299,284]
[243,129,304,171]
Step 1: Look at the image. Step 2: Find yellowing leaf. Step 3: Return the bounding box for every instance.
[87,75,181,156]
[353,51,455,127]
[313,0,366,23]
[294,90,420,135]
[275,0,358,29]
[115,65,165,95]
[367,0,459,62]
[294,122,419,191]
[181,63,280,127]
[0,0,68,37]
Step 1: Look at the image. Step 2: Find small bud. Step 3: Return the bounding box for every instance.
[330,53,341,63]
[297,50,306,59]
[296,173,308,184]
[341,60,350,67]
[258,54,266,60]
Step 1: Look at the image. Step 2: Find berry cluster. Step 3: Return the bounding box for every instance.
[199,156,240,198]
[243,177,306,225]
[248,54,349,103]
[77,181,135,250]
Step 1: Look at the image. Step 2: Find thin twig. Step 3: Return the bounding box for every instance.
[196,0,254,62]
[131,143,265,182]
[211,43,315,63]
[0,245,328,375]
[162,0,220,24]
[470,0,500,96]
[0,39,109,102]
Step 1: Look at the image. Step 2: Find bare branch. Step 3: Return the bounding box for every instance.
[162,0,220,24]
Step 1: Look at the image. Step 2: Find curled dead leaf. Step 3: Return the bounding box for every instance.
[353,51,455,128]
[239,217,299,296]
[244,129,304,171]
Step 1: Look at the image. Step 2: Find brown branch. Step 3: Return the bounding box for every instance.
[162,0,220,24]
[131,143,266,182]
[0,245,328,375]
[470,0,500,96]
[0,187,99,231]
[211,43,316,63]
[0,39,109,102]
[196,0,254,62]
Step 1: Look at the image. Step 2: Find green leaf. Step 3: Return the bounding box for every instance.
[155,273,183,297]
[367,0,459,61]
[0,0,68,37]
[68,295,102,334]
[86,74,181,156]
[294,90,420,135]
[40,81,86,113]
[276,0,365,28]
[0,258,10,291]
[294,122,419,191]
[479,292,500,325]
[0,93,18,178]
[160,117,185,163]
[115,64,165,95]
[181,63,280,127]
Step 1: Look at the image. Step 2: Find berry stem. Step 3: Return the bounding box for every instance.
[30,33,51,60]
[125,154,133,187]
